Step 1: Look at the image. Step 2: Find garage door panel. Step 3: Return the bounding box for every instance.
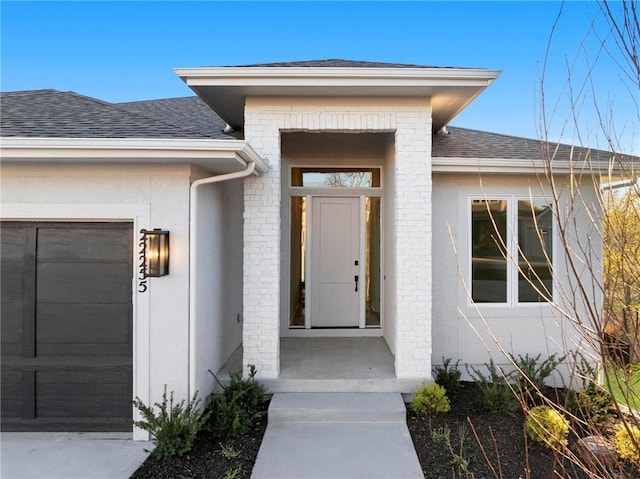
[37,263,131,303]
[1,302,23,355]
[37,371,131,418]
[37,304,130,345]
[37,343,132,357]
[0,370,24,418]
[0,227,27,261]
[38,228,131,263]
[1,262,25,301]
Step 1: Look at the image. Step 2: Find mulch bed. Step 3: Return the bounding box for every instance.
[407,381,639,479]
[130,402,269,479]
[130,385,639,478]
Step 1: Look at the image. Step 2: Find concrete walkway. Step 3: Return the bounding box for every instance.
[251,393,425,479]
[0,433,152,479]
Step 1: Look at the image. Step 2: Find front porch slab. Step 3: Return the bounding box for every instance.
[216,337,427,394]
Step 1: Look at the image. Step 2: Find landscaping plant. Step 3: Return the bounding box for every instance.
[612,422,640,465]
[576,382,617,429]
[434,357,462,397]
[206,364,267,438]
[133,385,210,460]
[510,352,565,403]
[411,383,451,416]
[466,360,518,413]
[525,405,570,451]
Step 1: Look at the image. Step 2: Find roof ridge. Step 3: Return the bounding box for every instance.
[227,58,458,69]
[117,96,199,107]
[1,89,63,97]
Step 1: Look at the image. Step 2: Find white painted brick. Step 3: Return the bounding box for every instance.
[243,99,434,380]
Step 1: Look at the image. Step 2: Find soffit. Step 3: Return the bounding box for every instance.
[174,66,501,131]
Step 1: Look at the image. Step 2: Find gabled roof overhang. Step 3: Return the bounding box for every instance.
[174,66,501,132]
[0,137,269,175]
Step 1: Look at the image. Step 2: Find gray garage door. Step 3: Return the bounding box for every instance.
[1,222,133,431]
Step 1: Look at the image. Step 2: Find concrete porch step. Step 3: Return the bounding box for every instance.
[251,392,424,479]
[268,392,406,423]
[257,377,425,394]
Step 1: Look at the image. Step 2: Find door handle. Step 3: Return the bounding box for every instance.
[354,275,359,292]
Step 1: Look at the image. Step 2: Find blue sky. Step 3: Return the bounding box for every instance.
[1,1,637,153]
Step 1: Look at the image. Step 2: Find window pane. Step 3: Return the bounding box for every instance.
[471,200,508,303]
[365,197,381,327]
[289,196,306,327]
[518,200,553,302]
[291,168,380,188]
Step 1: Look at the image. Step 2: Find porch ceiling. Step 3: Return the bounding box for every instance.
[174,66,501,132]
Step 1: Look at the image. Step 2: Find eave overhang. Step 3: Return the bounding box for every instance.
[432,156,632,180]
[0,138,269,175]
[173,66,501,132]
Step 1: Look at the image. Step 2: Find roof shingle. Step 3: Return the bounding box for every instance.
[0,90,226,139]
[432,126,618,163]
[229,59,449,69]
[1,89,626,164]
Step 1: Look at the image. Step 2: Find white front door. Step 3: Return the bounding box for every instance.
[310,197,360,327]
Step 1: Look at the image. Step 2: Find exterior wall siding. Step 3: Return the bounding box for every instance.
[243,97,433,379]
[431,173,600,384]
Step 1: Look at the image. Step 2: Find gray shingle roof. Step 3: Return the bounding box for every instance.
[0,90,229,139]
[117,96,240,139]
[2,89,627,164]
[230,59,447,68]
[433,126,619,162]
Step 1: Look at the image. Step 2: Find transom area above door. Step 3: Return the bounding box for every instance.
[291,167,381,188]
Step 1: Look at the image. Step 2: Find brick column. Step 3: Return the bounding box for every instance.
[394,109,433,379]
[243,109,281,378]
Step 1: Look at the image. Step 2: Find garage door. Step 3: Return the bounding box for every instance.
[1,222,133,431]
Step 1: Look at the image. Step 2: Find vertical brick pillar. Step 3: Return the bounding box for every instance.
[394,108,433,379]
[243,107,281,378]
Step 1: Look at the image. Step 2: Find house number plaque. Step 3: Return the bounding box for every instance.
[137,229,148,293]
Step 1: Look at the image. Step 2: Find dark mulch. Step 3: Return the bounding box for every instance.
[130,402,269,479]
[407,382,639,479]
[130,386,639,479]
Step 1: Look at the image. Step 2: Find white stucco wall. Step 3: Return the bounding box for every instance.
[190,173,244,398]
[243,96,433,379]
[1,163,193,439]
[432,173,602,382]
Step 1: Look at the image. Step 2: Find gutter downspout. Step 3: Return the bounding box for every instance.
[188,160,257,399]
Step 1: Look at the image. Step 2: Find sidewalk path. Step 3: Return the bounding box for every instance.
[251,392,425,479]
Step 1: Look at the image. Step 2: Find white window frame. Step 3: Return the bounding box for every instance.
[467,195,555,307]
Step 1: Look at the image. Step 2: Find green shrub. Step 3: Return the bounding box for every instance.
[510,352,565,401]
[466,360,518,413]
[525,405,569,451]
[411,383,451,416]
[612,422,640,465]
[434,357,461,397]
[577,382,617,427]
[206,364,267,438]
[573,351,599,389]
[133,386,210,459]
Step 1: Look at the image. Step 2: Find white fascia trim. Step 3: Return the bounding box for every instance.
[432,157,614,175]
[174,66,501,87]
[0,137,269,173]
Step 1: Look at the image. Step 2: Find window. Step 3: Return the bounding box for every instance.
[291,168,381,188]
[471,197,553,304]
